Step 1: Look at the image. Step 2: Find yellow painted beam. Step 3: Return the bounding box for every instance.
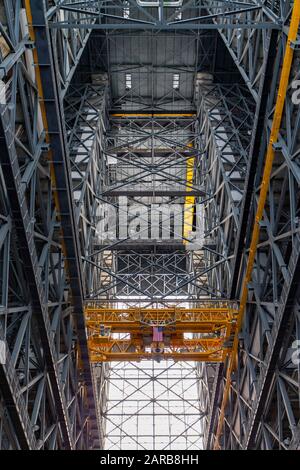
[183,143,196,243]
[89,338,223,348]
[86,323,229,334]
[213,1,300,450]
[85,306,235,333]
[85,306,235,316]
[88,337,225,362]
[24,1,83,373]
[24,2,61,214]
[89,353,225,362]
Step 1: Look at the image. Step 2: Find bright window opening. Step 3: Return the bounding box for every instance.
[123,1,130,18]
[173,73,180,90]
[174,8,182,20]
[125,73,132,90]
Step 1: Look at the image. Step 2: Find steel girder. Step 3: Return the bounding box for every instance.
[197,83,255,297]
[227,34,300,451]
[203,0,283,101]
[103,116,200,198]
[46,2,95,98]
[201,3,279,447]
[46,0,279,30]
[84,112,217,303]
[0,1,98,449]
[64,83,110,299]
[202,2,300,450]
[196,84,255,447]
[64,82,112,447]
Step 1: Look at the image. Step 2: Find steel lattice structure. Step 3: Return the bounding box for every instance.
[200,2,300,450]
[0,0,98,449]
[0,0,300,452]
[103,361,206,450]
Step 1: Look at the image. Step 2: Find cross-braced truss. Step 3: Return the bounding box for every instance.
[200,1,300,450]
[47,0,279,31]
[0,0,97,449]
[102,361,206,450]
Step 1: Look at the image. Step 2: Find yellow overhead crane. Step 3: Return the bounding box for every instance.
[85,303,238,362]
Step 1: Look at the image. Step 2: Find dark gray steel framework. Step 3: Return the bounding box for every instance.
[0,0,98,449]
[1,0,300,451]
[200,1,300,450]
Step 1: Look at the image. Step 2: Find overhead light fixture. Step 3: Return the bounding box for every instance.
[173,73,180,90]
[125,73,132,90]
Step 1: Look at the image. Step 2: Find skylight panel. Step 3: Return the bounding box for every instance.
[125,73,132,90]
[173,73,180,90]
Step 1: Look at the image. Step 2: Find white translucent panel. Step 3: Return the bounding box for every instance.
[104,359,204,450]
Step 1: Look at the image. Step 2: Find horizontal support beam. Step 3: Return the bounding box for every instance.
[110,112,197,118]
[85,306,235,317]
[86,306,236,332]
[49,22,279,31]
[102,189,205,197]
[85,298,224,303]
[90,353,224,362]
[95,240,186,249]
